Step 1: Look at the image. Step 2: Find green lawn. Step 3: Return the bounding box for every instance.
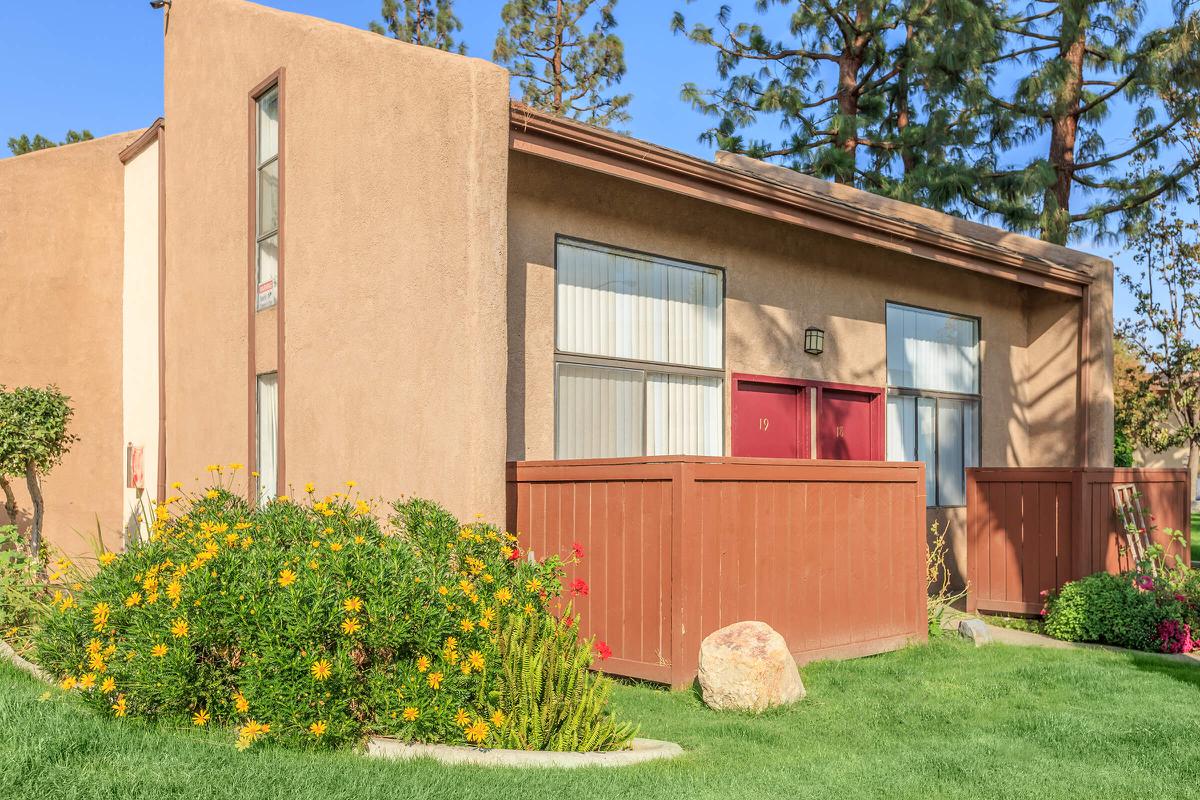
[3,640,1199,799]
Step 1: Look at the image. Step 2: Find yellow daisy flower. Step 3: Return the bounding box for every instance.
[311,659,332,681]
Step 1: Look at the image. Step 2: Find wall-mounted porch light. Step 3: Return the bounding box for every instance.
[804,326,825,355]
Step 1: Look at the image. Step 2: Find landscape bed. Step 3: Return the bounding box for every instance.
[3,639,1199,799]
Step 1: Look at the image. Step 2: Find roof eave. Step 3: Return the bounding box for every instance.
[508,104,1093,297]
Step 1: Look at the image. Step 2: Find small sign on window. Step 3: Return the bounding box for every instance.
[257,278,277,310]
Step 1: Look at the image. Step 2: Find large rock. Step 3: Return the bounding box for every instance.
[697,621,805,711]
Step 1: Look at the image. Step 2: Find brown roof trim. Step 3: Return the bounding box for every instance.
[118,118,164,164]
[508,104,1093,296]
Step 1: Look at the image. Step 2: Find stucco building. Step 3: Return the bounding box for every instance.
[1,0,1113,590]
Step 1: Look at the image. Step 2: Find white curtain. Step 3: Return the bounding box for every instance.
[646,374,723,457]
[257,373,278,505]
[886,304,978,394]
[555,363,643,459]
[556,240,722,369]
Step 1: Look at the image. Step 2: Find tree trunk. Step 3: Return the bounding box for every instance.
[552,0,564,112]
[25,460,43,560]
[1189,443,1200,518]
[1042,25,1086,245]
[835,51,863,185]
[897,24,914,176]
[0,476,16,527]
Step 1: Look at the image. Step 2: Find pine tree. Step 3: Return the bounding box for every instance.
[967,1,1200,244]
[369,0,465,54]
[7,130,93,157]
[494,0,632,127]
[672,1,997,197]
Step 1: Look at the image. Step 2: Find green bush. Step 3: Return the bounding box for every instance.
[34,473,633,752]
[492,608,637,751]
[1044,572,1190,651]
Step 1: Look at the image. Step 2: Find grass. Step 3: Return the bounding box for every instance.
[4,640,1200,800]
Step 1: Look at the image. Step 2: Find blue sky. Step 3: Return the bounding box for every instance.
[1,0,1178,321]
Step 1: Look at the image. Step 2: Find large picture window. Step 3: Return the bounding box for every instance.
[255,86,280,311]
[555,239,724,459]
[885,303,980,506]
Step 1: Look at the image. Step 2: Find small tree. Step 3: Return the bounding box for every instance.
[0,386,79,558]
[368,0,466,53]
[7,129,94,156]
[1116,187,1200,496]
[494,0,632,127]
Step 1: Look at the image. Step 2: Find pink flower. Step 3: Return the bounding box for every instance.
[1157,619,1193,654]
[1136,575,1155,591]
[571,541,585,560]
[569,578,589,597]
[596,640,612,660]
[1175,593,1187,603]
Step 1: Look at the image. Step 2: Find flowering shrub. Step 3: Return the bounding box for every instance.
[34,471,632,752]
[1043,571,1194,653]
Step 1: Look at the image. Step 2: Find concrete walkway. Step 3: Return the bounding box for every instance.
[983,622,1200,667]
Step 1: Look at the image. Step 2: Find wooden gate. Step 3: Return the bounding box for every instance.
[966,468,1191,615]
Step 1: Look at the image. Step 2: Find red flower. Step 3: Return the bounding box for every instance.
[571,541,585,560]
[596,640,612,660]
[507,547,521,562]
[562,616,574,628]
[569,578,589,597]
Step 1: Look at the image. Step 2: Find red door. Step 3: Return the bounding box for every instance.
[731,381,805,458]
[817,389,877,460]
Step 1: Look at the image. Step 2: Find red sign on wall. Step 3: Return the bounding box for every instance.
[127,444,144,490]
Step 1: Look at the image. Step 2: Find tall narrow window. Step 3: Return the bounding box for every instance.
[256,372,278,505]
[255,87,279,310]
[554,239,724,459]
[885,303,980,506]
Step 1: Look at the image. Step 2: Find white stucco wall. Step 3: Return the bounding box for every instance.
[121,138,160,538]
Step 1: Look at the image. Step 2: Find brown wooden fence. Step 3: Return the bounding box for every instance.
[966,468,1191,615]
[507,456,928,688]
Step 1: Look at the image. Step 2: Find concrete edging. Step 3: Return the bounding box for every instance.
[0,639,54,685]
[364,736,683,768]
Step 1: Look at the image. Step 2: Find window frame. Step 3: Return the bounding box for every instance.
[884,301,982,508]
[253,83,281,312]
[552,235,728,459]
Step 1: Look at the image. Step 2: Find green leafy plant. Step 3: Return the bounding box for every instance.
[1043,571,1190,652]
[33,470,628,752]
[491,608,635,752]
[0,385,79,557]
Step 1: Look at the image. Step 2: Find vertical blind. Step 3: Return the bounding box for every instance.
[555,240,724,460]
[885,303,980,507]
[886,303,978,394]
[256,87,280,311]
[556,241,722,369]
[256,372,278,506]
[555,363,643,459]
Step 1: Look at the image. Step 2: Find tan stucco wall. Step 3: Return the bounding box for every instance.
[507,152,1114,584]
[163,0,511,521]
[0,132,141,559]
[121,139,160,534]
